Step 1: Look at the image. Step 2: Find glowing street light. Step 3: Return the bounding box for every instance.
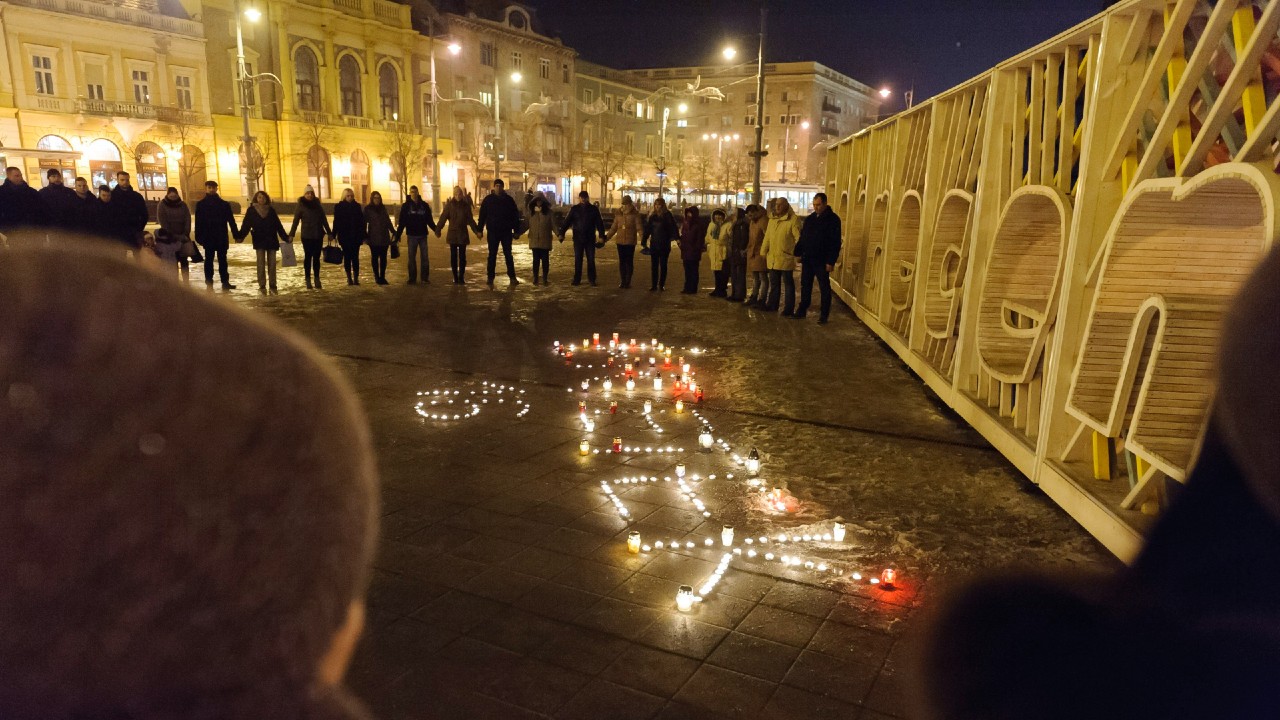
[678,102,688,114]
[243,5,261,21]
[447,42,461,55]
[722,46,737,61]
[800,119,810,130]
[879,87,892,98]
[510,71,522,84]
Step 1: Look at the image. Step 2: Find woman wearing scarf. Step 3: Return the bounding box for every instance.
[606,195,642,289]
[155,186,192,283]
[525,192,555,285]
[642,196,678,291]
[705,208,728,297]
[744,203,770,306]
[289,185,333,290]
[332,188,365,285]
[235,190,289,293]
[363,192,394,285]
[677,206,706,294]
[437,186,480,284]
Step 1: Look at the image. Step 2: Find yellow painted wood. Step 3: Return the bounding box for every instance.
[1092,431,1114,480]
[1163,2,1192,167]
[1232,5,1268,134]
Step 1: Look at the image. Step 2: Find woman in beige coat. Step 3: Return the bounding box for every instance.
[606,195,642,288]
[760,197,801,314]
[744,202,770,306]
[436,186,479,284]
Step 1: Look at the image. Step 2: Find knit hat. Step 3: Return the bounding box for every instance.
[0,246,378,720]
[304,184,315,195]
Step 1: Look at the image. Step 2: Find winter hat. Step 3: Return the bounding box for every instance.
[0,246,379,720]
[304,184,315,195]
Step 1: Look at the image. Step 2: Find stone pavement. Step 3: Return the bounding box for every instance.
[206,236,1114,719]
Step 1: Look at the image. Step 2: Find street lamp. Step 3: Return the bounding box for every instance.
[722,46,737,61]
[425,24,460,213]
[781,117,809,183]
[235,0,261,198]
[879,87,892,99]
[657,101,685,198]
[493,70,521,186]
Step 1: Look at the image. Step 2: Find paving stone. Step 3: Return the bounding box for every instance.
[806,619,896,668]
[609,572,684,610]
[782,650,879,706]
[499,546,579,580]
[554,678,666,720]
[735,604,824,648]
[600,644,702,698]
[531,625,632,676]
[761,581,842,618]
[410,590,506,634]
[635,614,730,660]
[366,569,450,618]
[637,552,719,584]
[761,684,862,719]
[574,596,664,641]
[706,631,802,683]
[458,566,545,603]
[468,608,572,655]
[515,580,603,622]
[551,557,634,595]
[673,664,776,718]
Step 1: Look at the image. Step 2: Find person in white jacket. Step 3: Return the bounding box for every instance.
[759,198,801,314]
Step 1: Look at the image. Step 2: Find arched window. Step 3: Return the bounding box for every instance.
[378,62,400,121]
[36,135,76,187]
[178,145,207,199]
[307,145,331,199]
[339,55,362,117]
[37,135,73,152]
[86,138,123,190]
[295,46,320,112]
[506,7,528,30]
[349,149,370,203]
[134,141,167,197]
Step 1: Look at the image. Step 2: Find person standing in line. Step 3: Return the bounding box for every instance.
[156,187,193,283]
[0,167,47,235]
[744,203,769,306]
[792,192,843,324]
[108,171,149,254]
[37,169,79,234]
[705,208,729,297]
[728,207,750,302]
[437,185,479,284]
[332,188,365,286]
[558,190,607,287]
[395,185,437,285]
[677,206,706,294]
[72,177,100,234]
[606,195,641,289]
[642,196,678,291]
[760,197,801,314]
[195,181,239,290]
[525,193,555,285]
[289,185,333,290]
[236,190,289,294]
[477,178,522,289]
[363,191,394,286]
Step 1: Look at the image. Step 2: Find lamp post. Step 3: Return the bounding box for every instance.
[234,0,261,198]
[750,3,767,204]
[425,22,461,214]
[781,119,808,183]
[657,105,670,197]
[493,70,521,187]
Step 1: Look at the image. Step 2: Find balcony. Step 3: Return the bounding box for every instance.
[32,95,71,113]
[295,0,410,27]
[342,115,373,130]
[821,99,841,114]
[10,0,202,37]
[819,124,840,137]
[76,99,209,125]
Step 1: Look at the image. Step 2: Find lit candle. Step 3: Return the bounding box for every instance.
[676,585,695,612]
[602,379,613,392]
[650,338,658,346]
[554,340,560,347]
[833,521,846,543]
[612,332,620,343]
[699,431,713,450]
[613,436,622,453]
[627,531,641,554]
[649,356,657,366]
[643,400,653,414]
[582,338,589,348]
[626,378,636,392]
[593,332,600,346]
[653,377,662,391]
[657,343,665,352]
[630,338,637,347]
[675,463,686,478]
[584,419,595,432]
[610,401,618,414]
[682,363,691,373]
[880,568,897,587]
[695,388,705,403]
[746,447,761,476]
[579,440,590,456]
[579,401,586,413]
[581,380,590,391]
[688,381,698,394]
[675,400,684,414]
[721,525,734,546]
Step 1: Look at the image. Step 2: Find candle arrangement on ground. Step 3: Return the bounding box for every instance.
[414,381,530,421]
[553,332,903,612]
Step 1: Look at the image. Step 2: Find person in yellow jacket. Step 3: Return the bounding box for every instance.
[759,197,801,314]
[705,208,729,297]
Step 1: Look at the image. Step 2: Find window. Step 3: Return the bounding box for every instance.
[603,93,613,111]
[511,51,522,71]
[539,57,550,79]
[582,125,592,151]
[645,135,656,158]
[744,115,753,126]
[722,115,732,128]
[616,96,625,115]
[778,115,787,125]
[295,47,320,111]
[562,62,570,83]
[175,74,193,110]
[764,116,771,125]
[378,63,400,120]
[479,90,493,107]
[675,119,688,128]
[339,55,362,116]
[635,102,644,119]
[625,132,635,154]
[480,42,496,68]
[746,92,756,103]
[33,55,54,95]
[646,104,654,121]
[85,64,105,101]
[131,69,150,104]
[584,88,594,104]
[244,62,258,106]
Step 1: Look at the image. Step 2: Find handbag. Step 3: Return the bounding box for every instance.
[279,240,298,267]
[322,237,344,264]
[189,244,204,263]
[179,238,196,258]
[390,240,400,259]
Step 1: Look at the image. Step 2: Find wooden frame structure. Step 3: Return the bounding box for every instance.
[826,0,1280,559]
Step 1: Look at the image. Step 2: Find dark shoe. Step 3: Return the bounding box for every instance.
[354,279,360,285]
[488,281,495,289]
[781,310,794,317]
[407,279,417,285]
[205,281,214,290]
[532,277,540,285]
[650,285,658,291]
[315,279,322,289]
[305,279,312,289]
[790,313,807,320]
[590,281,597,287]
[222,283,236,290]
[542,276,549,284]
[510,277,520,286]
[818,317,829,325]
[571,280,581,286]
[348,279,355,285]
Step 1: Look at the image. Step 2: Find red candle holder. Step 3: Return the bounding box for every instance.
[610,401,618,414]
[612,436,622,453]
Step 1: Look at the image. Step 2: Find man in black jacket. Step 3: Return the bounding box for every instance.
[558,190,607,286]
[108,171,149,253]
[38,169,81,234]
[0,167,48,234]
[793,192,842,324]
[477,178,522,289]
[194,181,239,289]
[395,185,438,284]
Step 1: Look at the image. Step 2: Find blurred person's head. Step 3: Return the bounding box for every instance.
[0,246,379,720]
[253,190,271,206]
[370,191,383,206]
[452,185,465,202]
[46,169,64,186]
[7,167,26,185]
[115,171,131,188]
[341,188,355,203]
[74,177,89,195]
[205,180,219,195]
[409,185,420,201]
[97,185,111,202]
[493,178,505,194]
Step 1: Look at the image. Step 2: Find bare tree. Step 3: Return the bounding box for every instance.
[718,151,749,205]
[162,107,213,199]
[589,131,627,209]
[689,152,715,207]
[295,111,337,197]
[508,111,542,186]
[386,120,428,203]
[241,138,271,200]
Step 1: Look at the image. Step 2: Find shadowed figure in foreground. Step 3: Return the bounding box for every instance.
[0,245,380,720]
[912,245,1280,720]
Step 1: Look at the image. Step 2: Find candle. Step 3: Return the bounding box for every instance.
[630,338,637,347]
[625,362,633,372]
[699,431,713,450]
[653,377,662,391]
[649,356,656,366]
[579,401,586,413]
[657,343,665,352]
[612,332,620,343]
[650,338,657,347]
[682,363,691,373]
[746,447,761,476]
[721,525,734,546]
[579,440,590,456]
[676,463,686,478]
[627,531,641,554]
[554,340,560,347]
[695,388,705,403]
[676,585,695,612]
[610,401,618,414]
[613,436,622,453]
[675,400,684,414]
[833,521,846,543]
[626,378,636,392]
[688,381,698,394]
[643,400,653,414]
[584,419,595,432]
[593,333,600,346]
[602,379,613,392]
[880,568,897,587]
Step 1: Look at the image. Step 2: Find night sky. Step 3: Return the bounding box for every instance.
[535,1,1110,108]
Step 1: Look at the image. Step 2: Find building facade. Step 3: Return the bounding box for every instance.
[572,59,670,206]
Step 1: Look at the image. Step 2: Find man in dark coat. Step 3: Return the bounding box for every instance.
[557,190,607,286]
[0,166,48,233]
[107,171,149,253]
[477,178,522,289]
[38,169,81,235]
[793,192,842,324]
[194,180,239,289]
[72,177,101,234]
